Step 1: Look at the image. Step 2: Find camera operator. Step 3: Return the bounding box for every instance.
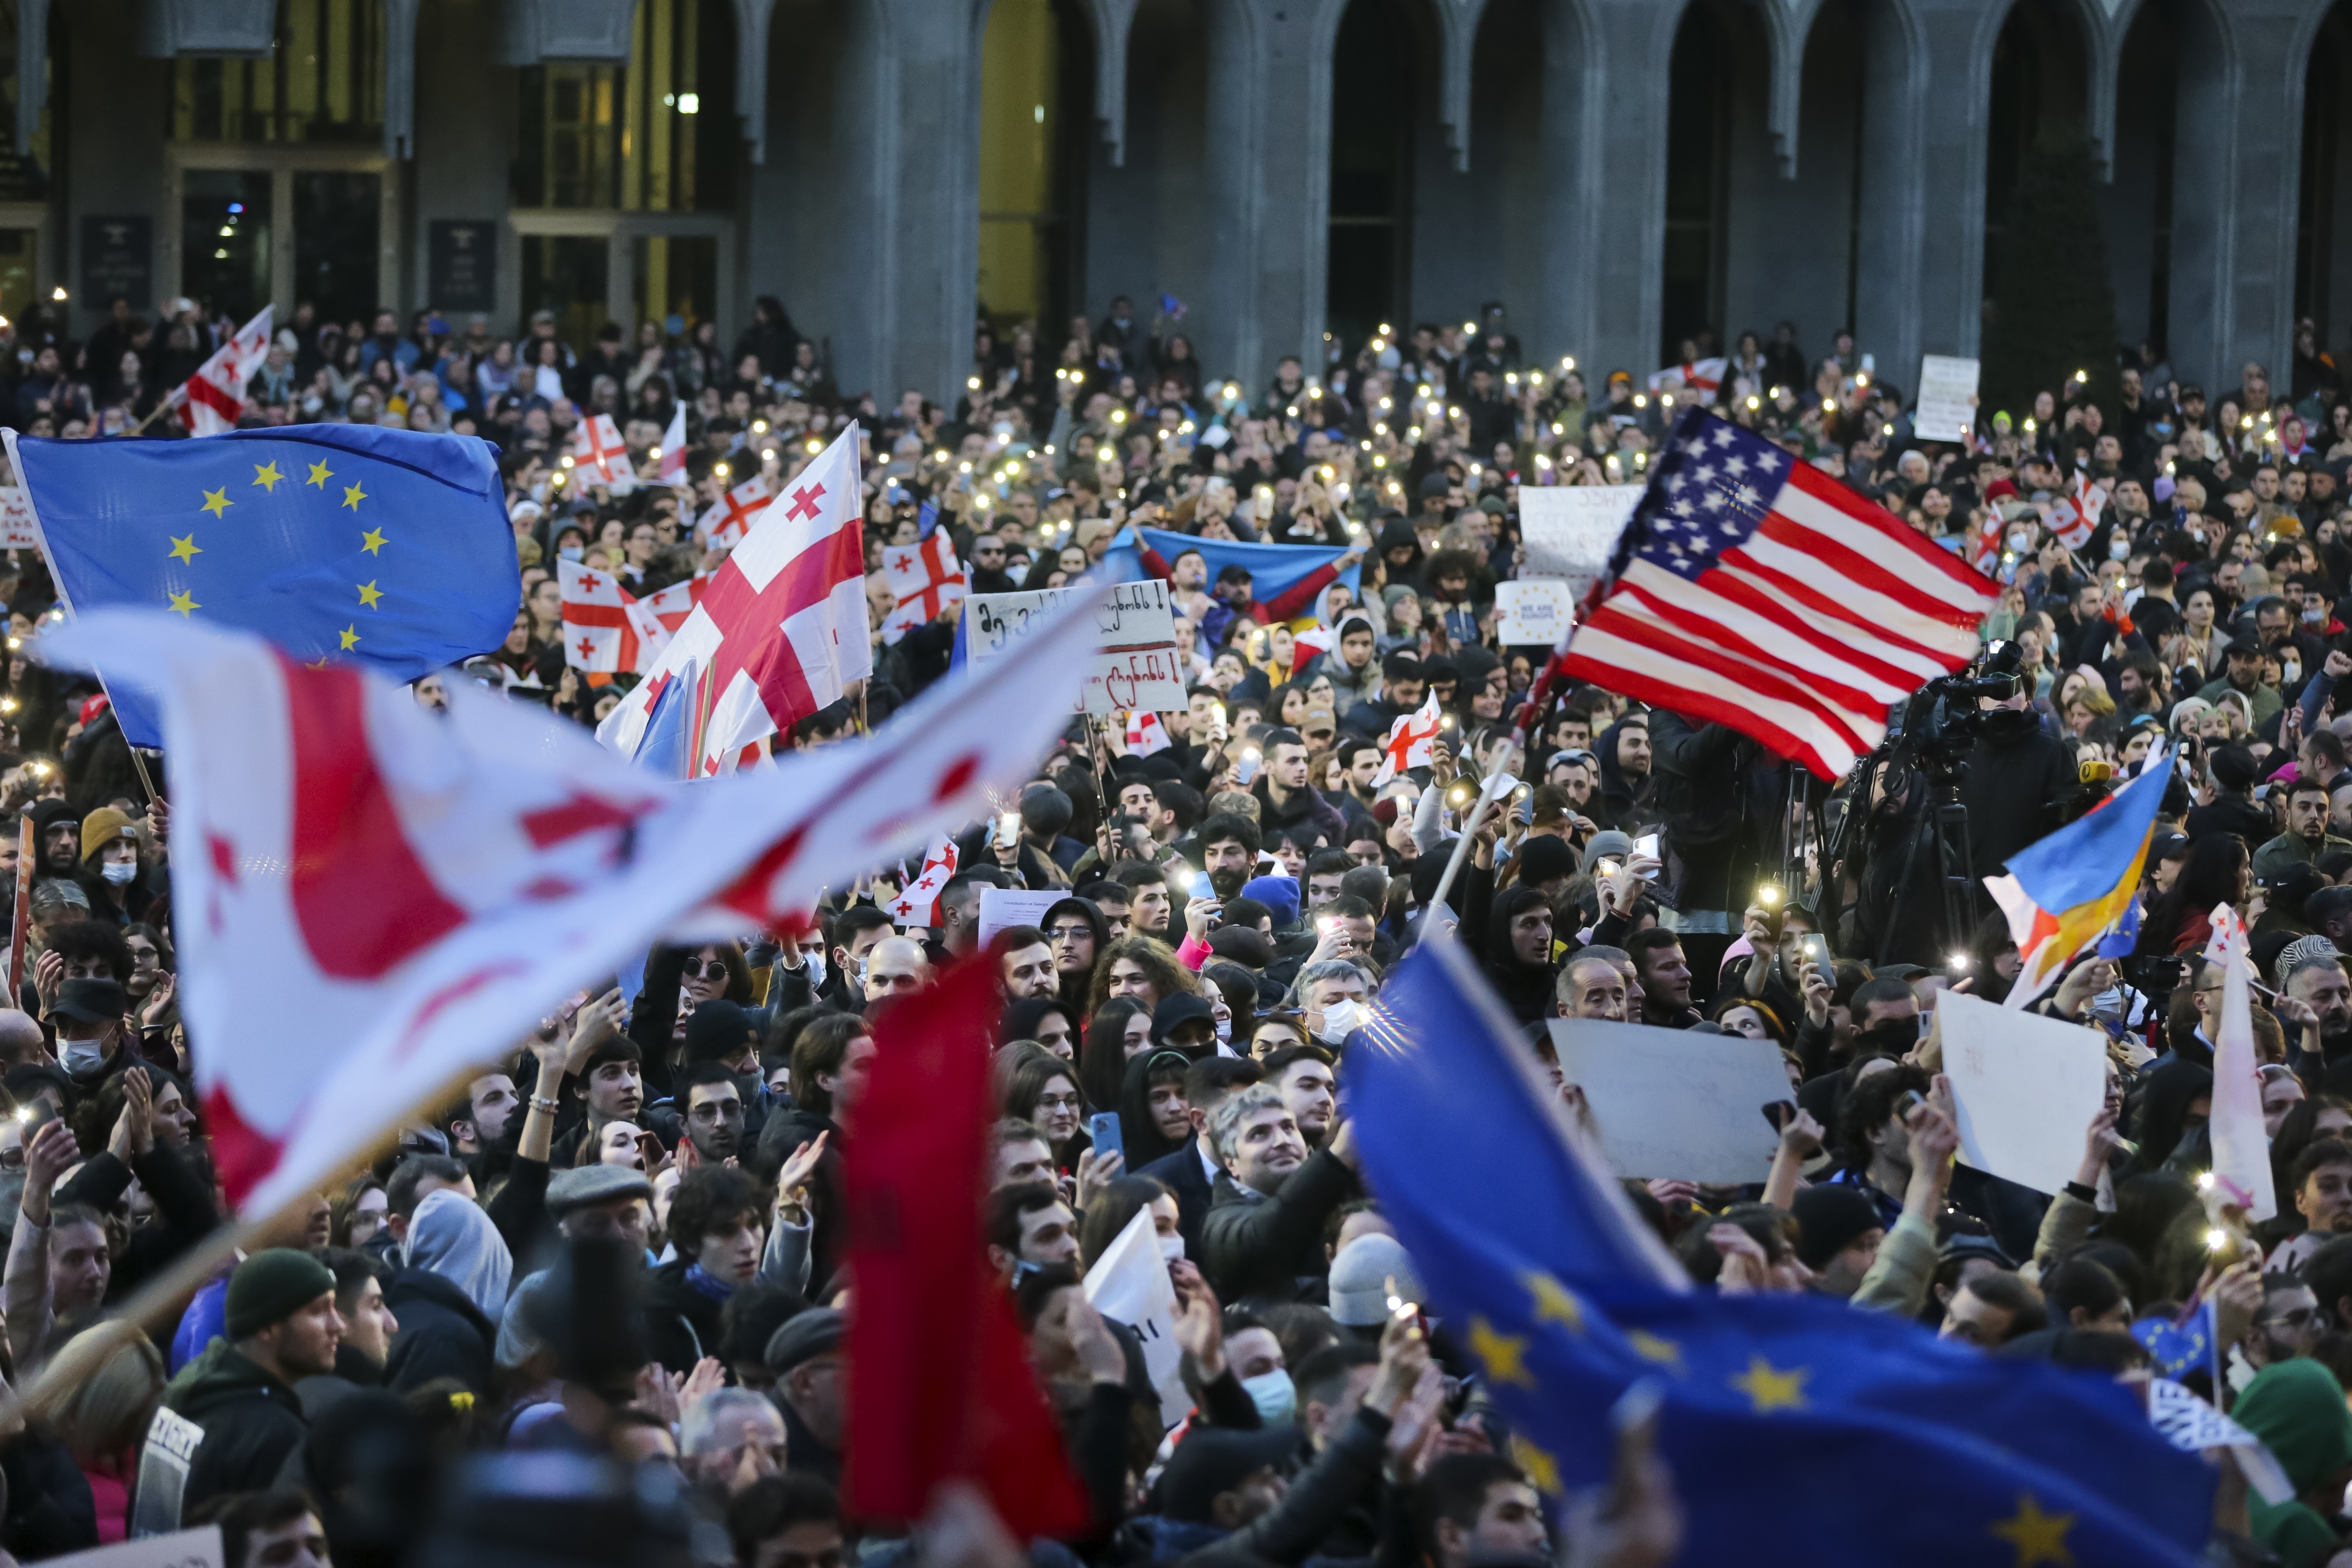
[1838,751,1948,968]
[1956,669,2078,877]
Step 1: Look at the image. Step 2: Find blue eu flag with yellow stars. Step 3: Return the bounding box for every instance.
[11,425,521,747]
[1347,932,2213,1566]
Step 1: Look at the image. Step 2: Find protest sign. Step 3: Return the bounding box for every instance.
[1083,1205,1188,1428]
[1915,356,1981,443]
[1494,579,1576,646]
[1548,1021,1793,1183]
[52,1526,223,1568]
[0,486,36,549]
[966,580,1184,715]
[978,887,1060,947]
[1519,485,1637,601]
[1938,988,2107,1195]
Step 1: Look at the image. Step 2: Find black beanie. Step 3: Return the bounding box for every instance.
[682,1000,758,1066]
[226,1248,337,1339]
[1516,834,1577,887]
[1791,1187,1887,1271]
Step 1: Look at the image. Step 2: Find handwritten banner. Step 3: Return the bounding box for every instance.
[966,580,1185,716]
[1518,485,1638,603]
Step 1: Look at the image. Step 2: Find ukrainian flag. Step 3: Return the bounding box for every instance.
[1986,750,2177,1007]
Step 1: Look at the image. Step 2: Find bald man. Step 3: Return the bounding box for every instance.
[1556,955,1630,1022]
[862,936,932,1003]
[0,1011,48,1069]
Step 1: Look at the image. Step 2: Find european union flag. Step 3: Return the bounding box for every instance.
[1348,933,2212,1565]
[11,425,520,746]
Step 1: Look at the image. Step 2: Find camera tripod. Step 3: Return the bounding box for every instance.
[1877,763,1980,969]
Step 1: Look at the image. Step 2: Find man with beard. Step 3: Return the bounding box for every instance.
[2280,958,2352,1066]
[1842,757,1951,968]
[1197,814,1262,900]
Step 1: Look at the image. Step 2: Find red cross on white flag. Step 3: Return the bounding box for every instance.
[883,834,960,926]
[559,559,705,675]
[598,424,873,775]
[878,533,967,643]
[657,401,689,484]
[2050,472,2109,550]
[701,474,772,550]
[177,306,274,436]
[571,413,630,486]
[1372,694,1442,787]
[1124,709,1171,757]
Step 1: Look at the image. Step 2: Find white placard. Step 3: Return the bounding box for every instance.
[1548,1020,1794,1183]
[1914,355,1981,443]
[1519,485,1638,602]
[1495,579,1576,646]
[50,1527,224,1568]
[0,486,35,549]
[1939,988,2108,1196]
[1084,1205,1188,1429]
[966,580,1185,716]
[977,887,1060,948]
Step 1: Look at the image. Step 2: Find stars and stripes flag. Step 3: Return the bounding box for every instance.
[877,532,965,643]
[570,413,630,486]
[883,833,959,926]
[1371,693,1442,787]
[701,474,772,550]
[558,559,703,675]
[598,424,872,775]
[1124,709,1171,757]
[1558,410,1998,779]
[2048,471,2108,551]
[657,401,689,485]
[174,306,274,436]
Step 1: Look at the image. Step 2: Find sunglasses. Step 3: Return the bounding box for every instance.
[680,957,731,979]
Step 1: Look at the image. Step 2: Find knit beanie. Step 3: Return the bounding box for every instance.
[226,1248,337,1339]
[79,807,137,864]
[1791,1187,1885,1271]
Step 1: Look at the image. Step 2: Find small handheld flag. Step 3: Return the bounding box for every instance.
[1984,750,2175,1008]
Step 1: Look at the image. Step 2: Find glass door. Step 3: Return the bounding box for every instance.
[181,169,274,324]
[292,170,382,327]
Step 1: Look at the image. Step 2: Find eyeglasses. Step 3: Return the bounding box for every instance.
[680,957,730,979]
[1047,925,1091,942]
[2261,1306,2321,1332]
[1035,1093,1082,1113]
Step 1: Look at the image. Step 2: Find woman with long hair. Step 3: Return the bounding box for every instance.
[1000,1049,1090,1171]
[2139,834,2249,956]
[1078,999,1152,1121]
[20,1321,167,1545]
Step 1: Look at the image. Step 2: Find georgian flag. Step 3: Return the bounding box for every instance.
[175,306,274,436]
[559,560,705,675]
[883,834,959,927]
[1290,624,1334,677]
[1371,694,1441,787]
[878,532,966,643]
[36,591,1103,1216]
[570,413,630,485]
[598,424,872,776]
[2048,472,2108,551]
[1648,357,1726,398]
[657,401,689,485]
[701,474,772,550]
[1124,709,1171,757]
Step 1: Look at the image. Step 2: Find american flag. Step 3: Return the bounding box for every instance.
[1559,411,1997,779]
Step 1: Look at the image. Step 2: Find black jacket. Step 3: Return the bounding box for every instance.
[1198,1149,1361,1306]
[140,1344,307,1529]
[1957,723,2080,877]
[383,1269,497,1397]
[56,1141,219,1302]
[1648,711,1784,918]
[643,1257,726,1376]
[1137,1137,1217,1261]
[757,1104,846,1292]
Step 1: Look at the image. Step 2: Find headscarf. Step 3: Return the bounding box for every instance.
[407,1187,514,1323]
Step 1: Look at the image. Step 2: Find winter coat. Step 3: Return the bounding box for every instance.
[136,1344,307,1530]
[383,1268,498,1397]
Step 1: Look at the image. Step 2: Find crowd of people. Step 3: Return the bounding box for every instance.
[0,288,2351,1565]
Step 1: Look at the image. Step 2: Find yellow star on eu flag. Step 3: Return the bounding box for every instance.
[167,534,201,564]
[1525,1271,1585,1333]
[1507,1436,1561,1496]
[1731,1356,1809,1414]
[342,482,368,511]
[338,624,360,651]
[1469,1317,1535,1388]
[251,461,284,492]
[167,589,199,617]
[307,460,333,488]
[360,527,387,555]
[357,580,383,610]
[200,487,232,518]
[1991,1494,2075,1568]
[1626,1329,1684,1372]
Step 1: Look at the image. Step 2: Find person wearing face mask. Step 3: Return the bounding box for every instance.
[1956,669,2081,884]
[73,809,151,927]
[1290,961,1372,1049]
[51,978,132,1092]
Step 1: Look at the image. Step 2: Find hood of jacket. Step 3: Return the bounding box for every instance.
[405,1188,514,1323]
[163,1342,301,1421]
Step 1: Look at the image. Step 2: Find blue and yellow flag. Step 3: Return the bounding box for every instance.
[1986,751,2177,1008]
[1348,932,2211,1565]
[12,425,520,746]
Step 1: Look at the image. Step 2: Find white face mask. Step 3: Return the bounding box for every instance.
[2006,529,2030,552]
[1157,1234,1186,1263]
[1315,998,1367,1045]
[101,861,136,887]
[1241,1368,1296,1424]
[60,1036,106,1077]
[2108,537,2130,560]
[1213,1016,1232,1044]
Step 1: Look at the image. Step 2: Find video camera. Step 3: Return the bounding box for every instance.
[1892,640,2025,773]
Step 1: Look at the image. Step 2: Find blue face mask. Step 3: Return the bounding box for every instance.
[1241,1368,1296,1424]
[559,545,584,562]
